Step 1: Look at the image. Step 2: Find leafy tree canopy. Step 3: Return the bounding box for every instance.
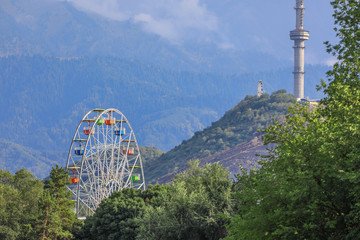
[226,0,360,239]
[0,167,79,240]
[78,161,233,240]
[137,161,233,240]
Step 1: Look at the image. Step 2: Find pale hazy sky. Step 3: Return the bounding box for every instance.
[66,0,336,65]
[68,0,218,42]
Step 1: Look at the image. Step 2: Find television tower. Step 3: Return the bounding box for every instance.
[290,0,309,99]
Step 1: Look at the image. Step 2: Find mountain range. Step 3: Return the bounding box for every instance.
[0,0,335,71]
[0,0,333,179]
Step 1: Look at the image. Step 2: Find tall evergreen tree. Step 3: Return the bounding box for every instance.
[0,169,44,240]
[37,165,79,240]
[14,169,44,240]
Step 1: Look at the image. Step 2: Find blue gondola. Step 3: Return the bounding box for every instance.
[74,146,85,156]
[114,128,126,136]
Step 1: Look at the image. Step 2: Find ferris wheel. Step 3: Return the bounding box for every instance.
[66,108,145,218]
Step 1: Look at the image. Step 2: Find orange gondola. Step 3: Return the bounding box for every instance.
[70,177,80,184]
[105,113,116,125]
[105,118,116,125]
[122,147,135,155]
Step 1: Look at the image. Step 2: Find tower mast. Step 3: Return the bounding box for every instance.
[290,0,309,99]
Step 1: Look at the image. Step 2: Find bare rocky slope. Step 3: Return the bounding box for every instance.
[155,136,269,183]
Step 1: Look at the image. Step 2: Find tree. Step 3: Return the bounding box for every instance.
[37,165,79,240]
[78,161,233,240]
[0,184,21,240]
[0,169,44,240]
[226,0,360,239]
[137,161,233,240]
[77,185,168,240]
[0,167,79,240]
[14,169,44,240]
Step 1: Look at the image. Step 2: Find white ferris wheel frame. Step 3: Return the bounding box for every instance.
[66,108,145,218]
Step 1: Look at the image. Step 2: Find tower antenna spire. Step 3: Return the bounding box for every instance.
[290,0,309,99]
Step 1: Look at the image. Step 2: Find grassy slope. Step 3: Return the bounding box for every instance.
[145,90,295,183]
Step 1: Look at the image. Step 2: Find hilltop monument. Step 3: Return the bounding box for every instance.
[290,0,309,99]
[257,80,264,97]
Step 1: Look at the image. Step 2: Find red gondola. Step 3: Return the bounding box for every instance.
[83,126,94,135]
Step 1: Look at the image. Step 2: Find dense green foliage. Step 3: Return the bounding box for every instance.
[0,169,43,240]
[0,167,79,240]
[37,166,80,240]
[226,1,360,239]
[78,161,233,240]
[77,185,168,240]
[146,90,295,182]
[138,161,233,240]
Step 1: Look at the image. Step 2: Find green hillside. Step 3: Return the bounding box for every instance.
[140,146,164,164]
[145,90,295,183]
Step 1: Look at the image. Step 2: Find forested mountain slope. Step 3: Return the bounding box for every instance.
[145,90,295,183]
[0,55,325,177]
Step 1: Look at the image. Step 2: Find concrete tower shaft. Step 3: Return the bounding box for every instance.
[290,0,309,99]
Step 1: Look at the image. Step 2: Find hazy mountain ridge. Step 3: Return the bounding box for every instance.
[0,138,59,178]
[0,55,328,177]
[0,55,327,148]
[0,138,163,179]
[0,0,299,73]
